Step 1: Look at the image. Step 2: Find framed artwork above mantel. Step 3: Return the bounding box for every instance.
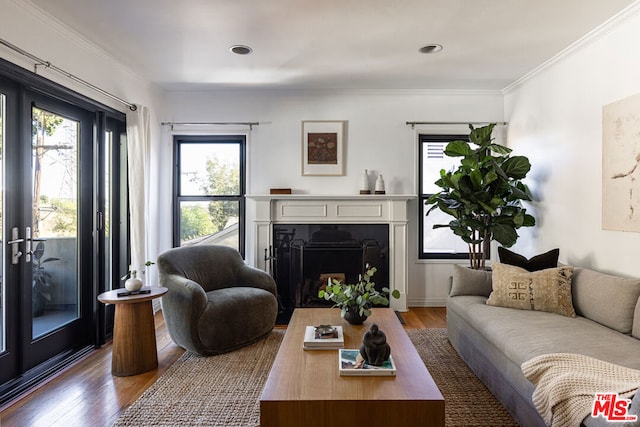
[301,120,346,176]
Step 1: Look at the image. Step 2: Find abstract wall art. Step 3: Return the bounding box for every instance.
[602,92,640,232]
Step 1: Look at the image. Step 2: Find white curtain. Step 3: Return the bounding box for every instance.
[126,105,150,278]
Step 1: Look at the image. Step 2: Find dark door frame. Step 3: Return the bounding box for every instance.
[0,58,128,406]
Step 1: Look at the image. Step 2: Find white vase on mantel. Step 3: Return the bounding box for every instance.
[374,174,386,194]
[359,169,371,194]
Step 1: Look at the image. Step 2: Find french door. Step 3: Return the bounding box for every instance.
[0,80,103,394]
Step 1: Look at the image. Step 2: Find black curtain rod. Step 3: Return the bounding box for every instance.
[0,38,137,111]
[161,121,260,130]
[406,121,508,129]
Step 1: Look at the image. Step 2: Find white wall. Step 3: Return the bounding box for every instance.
[504,6,640,278]
[163,89,504,305]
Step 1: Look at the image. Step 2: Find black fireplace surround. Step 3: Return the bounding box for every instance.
[270,223,389,324]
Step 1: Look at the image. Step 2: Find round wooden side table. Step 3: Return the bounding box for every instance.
[98,286,168,376]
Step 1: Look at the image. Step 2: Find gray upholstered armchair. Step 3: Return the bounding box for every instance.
[157,245,278,356]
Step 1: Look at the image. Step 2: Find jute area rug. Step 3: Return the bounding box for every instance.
[113,329,518,426]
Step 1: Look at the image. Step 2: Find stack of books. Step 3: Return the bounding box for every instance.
[338,349,397,376]
[303,325,344,350]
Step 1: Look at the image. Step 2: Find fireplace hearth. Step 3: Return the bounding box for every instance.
[272,224,389,323]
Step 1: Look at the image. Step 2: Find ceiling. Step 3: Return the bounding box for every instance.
[29,0,637,91]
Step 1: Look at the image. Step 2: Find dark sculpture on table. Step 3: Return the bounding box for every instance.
[359,323,391,366]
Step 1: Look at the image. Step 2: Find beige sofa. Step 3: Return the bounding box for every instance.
[446,264,640,426]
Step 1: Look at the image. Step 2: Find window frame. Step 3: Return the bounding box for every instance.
[172,134,246,257]
[0,58,128,399]
[418,133,471,260]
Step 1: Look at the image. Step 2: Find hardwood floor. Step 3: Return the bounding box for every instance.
[0,307,446,427]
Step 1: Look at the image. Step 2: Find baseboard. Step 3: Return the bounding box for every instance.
[407,298,447,307]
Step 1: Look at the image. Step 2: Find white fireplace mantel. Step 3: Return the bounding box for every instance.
[246,194,416,312]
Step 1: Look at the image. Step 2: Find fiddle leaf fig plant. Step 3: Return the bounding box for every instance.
[318,265,400,318]
[425,123,536,270]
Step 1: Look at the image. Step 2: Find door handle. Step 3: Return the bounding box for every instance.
[25,227,32,263]
[7,226,24,265]
[6,226,33,265]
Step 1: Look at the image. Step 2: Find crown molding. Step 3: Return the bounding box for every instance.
[166,87,504,97]
[502,0,640,95]
[7,0,158,94]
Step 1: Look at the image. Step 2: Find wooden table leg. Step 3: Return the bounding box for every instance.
[111,300,158,376]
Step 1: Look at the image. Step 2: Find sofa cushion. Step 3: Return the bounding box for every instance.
[487,263,576,317]
[449,264,493,297]
[498,247,559,272]
[449,295,640,371]
[572,268,640,335]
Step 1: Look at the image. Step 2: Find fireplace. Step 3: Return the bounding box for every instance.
[271,224,389,323]
[246,194,414,321]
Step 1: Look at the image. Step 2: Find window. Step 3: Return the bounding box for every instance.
[173,135,246,256]
[418,134,470,259]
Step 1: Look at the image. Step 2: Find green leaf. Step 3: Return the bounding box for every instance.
[478,200,496,214]
[489,196,504,208]
[460,158,477,170]
[438,205,459,218]
[489,143,512,155]
[391,289,400,299]
[522,214,536,227]
[483,171,498,186]
[444,140,472,157]
[469,123,495,145]
[489,157,508,180]
[449,173,462,190]
[470,169,482,189]
[513,212,524,227]
[502,156,531,179]
[509,185,531,201]
[492,223,518,247]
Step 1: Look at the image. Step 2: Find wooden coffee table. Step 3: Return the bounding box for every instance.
[260,308,444,427]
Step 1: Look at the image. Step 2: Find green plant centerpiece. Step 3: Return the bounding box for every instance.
[318,265,400,325]
[425,123,536,270]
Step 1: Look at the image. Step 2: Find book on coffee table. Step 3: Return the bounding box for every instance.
[338,349,396,376]
[303,325,344,350]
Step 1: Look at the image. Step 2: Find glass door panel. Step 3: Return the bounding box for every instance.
[105,130,112,291]
[31,107,79,339]
[0,93,5,354]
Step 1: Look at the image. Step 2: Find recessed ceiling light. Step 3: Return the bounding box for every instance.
[229,45,253,55]
[419,44,443,54]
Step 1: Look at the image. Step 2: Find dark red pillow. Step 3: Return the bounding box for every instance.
[497,247,559,272]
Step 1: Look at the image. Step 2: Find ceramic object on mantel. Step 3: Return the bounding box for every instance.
[374,174,385,194]
[359,169,371,194]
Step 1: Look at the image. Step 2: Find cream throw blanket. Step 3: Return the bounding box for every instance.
[521,353,640,427]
